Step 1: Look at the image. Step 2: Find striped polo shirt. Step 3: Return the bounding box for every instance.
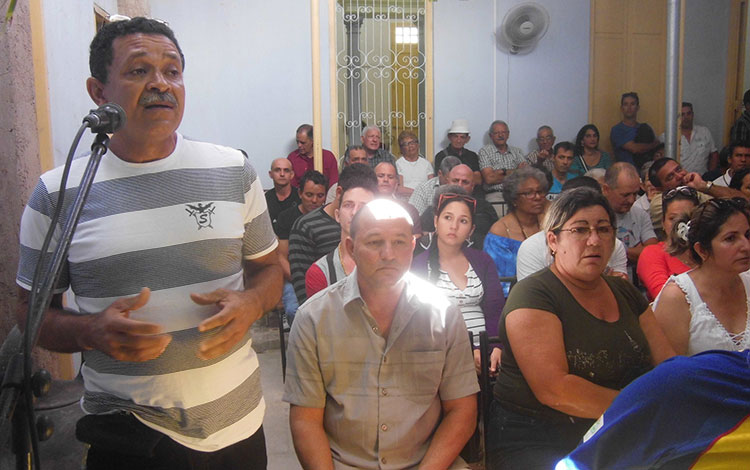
[16,134,277,451]
[288,206,340,304]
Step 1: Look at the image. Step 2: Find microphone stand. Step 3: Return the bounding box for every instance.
[0,132,112,470]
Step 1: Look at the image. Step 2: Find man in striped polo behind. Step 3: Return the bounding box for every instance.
[15,17,281,469]
[288,163,376,307]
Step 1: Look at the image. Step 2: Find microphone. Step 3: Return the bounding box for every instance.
[82,103,126,134]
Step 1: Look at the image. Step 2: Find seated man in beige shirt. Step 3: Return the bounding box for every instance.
[283,199,479,470]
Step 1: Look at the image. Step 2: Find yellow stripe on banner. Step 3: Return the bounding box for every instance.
[691,414,750,469]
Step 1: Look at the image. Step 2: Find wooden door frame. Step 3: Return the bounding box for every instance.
[325,0,433,160]
[724,0,748,144]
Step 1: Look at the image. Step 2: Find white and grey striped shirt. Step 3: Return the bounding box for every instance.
[17,134,277,451]
[435,265,485,346]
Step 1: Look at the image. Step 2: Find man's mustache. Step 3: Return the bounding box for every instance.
[139,92,178,106]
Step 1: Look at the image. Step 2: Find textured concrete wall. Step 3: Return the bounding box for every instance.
[0,0,59,374]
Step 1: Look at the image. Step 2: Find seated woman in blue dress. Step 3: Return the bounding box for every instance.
[486,167,549,295]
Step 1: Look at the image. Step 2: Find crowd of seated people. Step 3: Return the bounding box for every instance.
[273,98,750,468]
[19,17,750,470]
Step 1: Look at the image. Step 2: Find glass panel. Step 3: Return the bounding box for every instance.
[334,0,427,158]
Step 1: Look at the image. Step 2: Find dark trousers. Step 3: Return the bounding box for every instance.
[485,400,592,470]
[80,413,267,470]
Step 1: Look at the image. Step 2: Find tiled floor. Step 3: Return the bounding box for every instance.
[258,347,303,470]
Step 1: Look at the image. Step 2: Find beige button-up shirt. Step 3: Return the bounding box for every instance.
[283,270,479,470]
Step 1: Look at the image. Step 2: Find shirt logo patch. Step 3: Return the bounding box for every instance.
[185,202,215,229]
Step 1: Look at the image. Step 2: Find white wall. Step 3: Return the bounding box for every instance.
[683,0,730,147]
[44,1,735,186]
[493,0,590,152]
[151,1,314,186]
[432,0,496,152]
[433,1,590,154]
[43,1,106,164]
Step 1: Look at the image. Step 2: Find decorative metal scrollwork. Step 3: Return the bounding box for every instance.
[334,0,427,154]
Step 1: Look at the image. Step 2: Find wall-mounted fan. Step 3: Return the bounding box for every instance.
[497,2,550,55]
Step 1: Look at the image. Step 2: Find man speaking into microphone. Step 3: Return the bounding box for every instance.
[15,17,281,469]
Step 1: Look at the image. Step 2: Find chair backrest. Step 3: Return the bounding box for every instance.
[497,275,517,296]
[479,330,503,457]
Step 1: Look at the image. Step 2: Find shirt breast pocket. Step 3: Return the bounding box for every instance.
[398,350,445,398]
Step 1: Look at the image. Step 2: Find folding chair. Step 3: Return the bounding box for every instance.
[479,330,503,461]
[460,331,482,464]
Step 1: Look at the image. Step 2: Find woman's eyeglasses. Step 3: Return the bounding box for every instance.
[438,192,477,213]
[518,190,546,200]
[557,225,614,240]
[663,185,698,202]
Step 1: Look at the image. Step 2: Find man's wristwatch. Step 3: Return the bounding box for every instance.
[705,181,714,192]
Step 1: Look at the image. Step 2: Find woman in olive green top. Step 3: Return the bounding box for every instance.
[486,187,675,470]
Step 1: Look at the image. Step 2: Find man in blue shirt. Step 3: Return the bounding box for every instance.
[610,92,660,168]
[547,142,578,200]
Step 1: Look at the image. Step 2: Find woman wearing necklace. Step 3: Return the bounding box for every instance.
[485,167,548,294]
[486,187,675,470]
[412,186,505,375]
[570,124,614,176]
[653,197,750,355]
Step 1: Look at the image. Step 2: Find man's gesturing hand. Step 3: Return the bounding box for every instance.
[83,287,171,362]
[191,288,262,360]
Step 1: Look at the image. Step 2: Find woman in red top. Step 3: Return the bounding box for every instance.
[637,186,699,300]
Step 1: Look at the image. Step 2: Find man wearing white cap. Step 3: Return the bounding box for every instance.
[434,119,482,187]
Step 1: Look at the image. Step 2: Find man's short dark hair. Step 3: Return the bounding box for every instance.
[621,92,639,106]
[374,160,399,177]
[339,163,378,197]
[553,141,574,155]
[296,124,313,139]
[439,156,461,175]
[561,176,602,193]
[341,144,366,167]
[727,141,750,159]
[89,17,185,83]
[298,170,328,192]
[682,102,693,111]
[744,89,750,106]
[648,157,676,188]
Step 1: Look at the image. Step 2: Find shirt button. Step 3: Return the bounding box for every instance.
[372,326,379,333]
[381,424,388,431]
[382,356,387,363]
[381,457,387,464]
[381,388,388,396]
